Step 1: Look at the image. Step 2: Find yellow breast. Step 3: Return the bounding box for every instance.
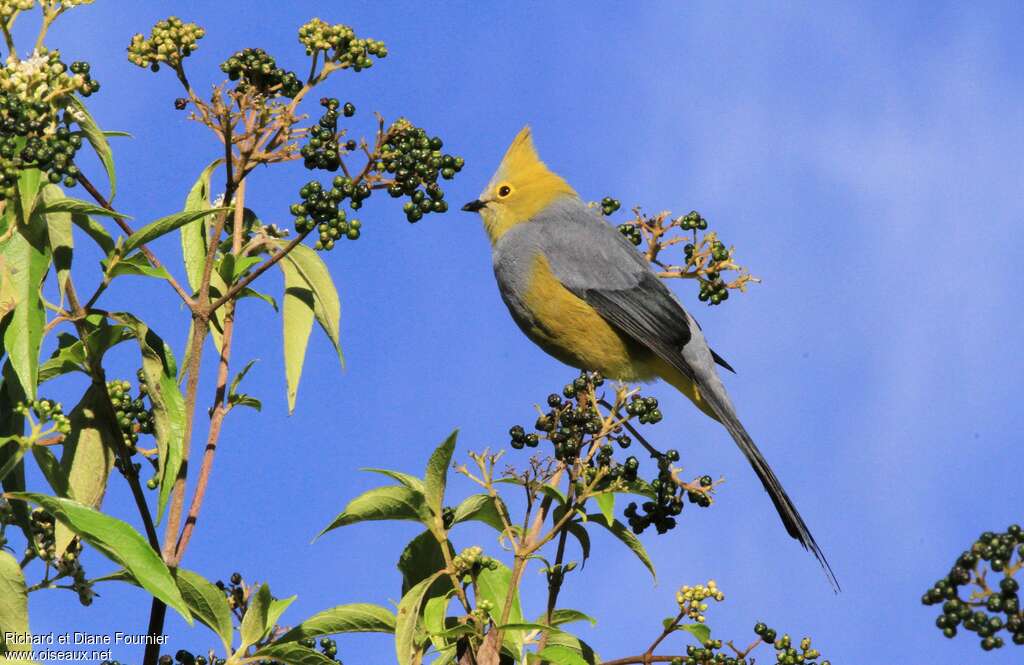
[522,254,655,382]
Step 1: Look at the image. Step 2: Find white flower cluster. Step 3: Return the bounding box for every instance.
[0,49,81,101]
[0,0,34,21]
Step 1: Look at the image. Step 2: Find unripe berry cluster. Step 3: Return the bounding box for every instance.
[21,509,93,605]
[300,97,357,171]
[676,580,725,623]
[380,119,462,222]
[618,221,643,246]
[150,650,225,665]
[106,376,154,448]
[297,637,340,661]
[16,398,70,434]
[698,274,729,305]
[680,210,708,231]
[922,523,1023,650]
[451,545,499,577]
[292,178,362,251]
[127,17,205,71]
[220,47,301,98]
[600,196,621,216]
[298,18,388,70]
[0,0,32,20]
[750,623,829,665]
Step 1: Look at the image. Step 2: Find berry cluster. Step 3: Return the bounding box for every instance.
[618,221,643,246]
[698,274,729,305]
[296,637,341,662]
[219,47,301,98]
[151,651,225,665]
[751,624,829,665]
[507,371,715,536]
[380,118,462,222]
[215,571,247,613]
[300,97,357,171]
[0,0,32,21]
[291,178,362,251]
[922,524,1023,650]
[451,545,499,577]
[298,18,388,70]
[679,210,708,231]
[676,580,725,623]
[21,509,94,606]
[127,17,206,71]
[107,376,154,448]
[16,398,71,435]
[0,48,99,195]
[600,196,621,216]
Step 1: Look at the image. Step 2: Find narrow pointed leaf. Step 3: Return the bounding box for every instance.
[317,485,430,538]
[68,97,118,202]
[397,530,453,596]
[113,313,184,523]
[41,185,72,298]
[395,571,445,665]
[476,562,525,658]
[181,159,222,292]
[56,383,120,556]
[240,583,273,649]
[175,568,233,653]
[255,644,337,665]
[6,493,191,624]
[281,274,314,415]
[125,208,229,254]
[1,209,49,399]
[37,196,129,219]
[452,493,508,534]
[0,550,30,657]
[275,240,343,368]
[31,446,69,497]
[71,212,115,255]
[362,468,425,493]
[594,493,615,526]
[423,430,457,518]
[274,603,396,643]
[104,251,171,280]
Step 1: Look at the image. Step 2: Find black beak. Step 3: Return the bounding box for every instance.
[461,199,487,212]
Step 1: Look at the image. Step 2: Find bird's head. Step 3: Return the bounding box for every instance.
[462,126,576,243]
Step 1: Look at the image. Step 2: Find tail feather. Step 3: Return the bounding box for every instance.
[692,373,840,592]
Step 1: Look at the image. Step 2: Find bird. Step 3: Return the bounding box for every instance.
[461,126,837,590]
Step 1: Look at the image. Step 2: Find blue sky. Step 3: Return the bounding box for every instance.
[16,1,1024,663]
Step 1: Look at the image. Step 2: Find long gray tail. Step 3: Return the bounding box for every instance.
[693,373,840,592]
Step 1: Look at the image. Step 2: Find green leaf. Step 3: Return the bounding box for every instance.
[254,644,337,665]
[229,359,257,396]
[41,185,72,299]
[395,571,444,665]
[16,168,41,227]
[114,313,185,523]
[274,603,396,643]
[240,582,273,649]
[68,97,118,202]
[71,212,115,255]
[104,251,172,280]
[0,550,29,657]
[268,595,297,634]
[586,513,655,581]
[218,254,261,285]
[543,631,599,665]
[452,493,508,534]
[476,562,525,658]
[423,430,457,519]
[281,281,314,415]
[677,623,712,644]
[275,240,343,369]
[1,208,49,399]
[422,592,454,650]
[37,196,129,220]
[125,208,229,254]
[6,493,191,624]
[547,609,596,628]
[0,371,31,547]
[397,530,453,596]
[175,568,234,654]
[181,159,222,293]
[0,440,28,485]
[361,468,425,493]
[536,645,590,665]
[238,287,277,311]
[31,445,68,497]
[317,485,430,538]
[594,493,615,526]
[56,383,120,556]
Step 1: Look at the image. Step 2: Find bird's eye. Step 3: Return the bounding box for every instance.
[497,184,512,198]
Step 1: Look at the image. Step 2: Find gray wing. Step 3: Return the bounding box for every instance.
[534,197,693,357]
[535,196,838,591]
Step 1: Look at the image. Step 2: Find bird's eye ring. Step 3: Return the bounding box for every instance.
[497,184,512,198]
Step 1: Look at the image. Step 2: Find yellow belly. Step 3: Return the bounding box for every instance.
[522,254,717,421]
